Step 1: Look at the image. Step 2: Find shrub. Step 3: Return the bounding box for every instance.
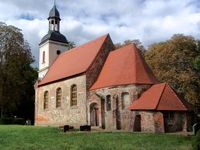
[0,117,25,125]
[193,130,200,150]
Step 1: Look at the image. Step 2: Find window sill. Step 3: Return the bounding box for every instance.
[70,106,78,109]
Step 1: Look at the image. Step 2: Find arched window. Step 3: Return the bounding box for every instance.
[42,51,45,63]
[71,84,77,106]
[56,88,62,108]
[44,91,49,109]
[121,92,130,110]
[57,50,61,55]
[106,95,111,111]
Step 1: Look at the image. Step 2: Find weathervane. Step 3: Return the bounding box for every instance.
[54,0,56,6]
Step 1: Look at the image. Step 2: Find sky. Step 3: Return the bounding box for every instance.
[0,0,200,66]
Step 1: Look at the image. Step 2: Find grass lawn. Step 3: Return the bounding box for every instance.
[0,125,193,150]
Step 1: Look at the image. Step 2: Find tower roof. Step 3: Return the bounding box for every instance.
[129,83,193,111]
[39,31,68,45]
[48,5,60,20]
[91,44,158,90]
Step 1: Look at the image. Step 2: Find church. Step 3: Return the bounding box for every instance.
[34,4,193,133]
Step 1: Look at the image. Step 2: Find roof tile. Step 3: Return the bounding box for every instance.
[91,44,158,89]
[39,34,109,86]
[129,83,193,111]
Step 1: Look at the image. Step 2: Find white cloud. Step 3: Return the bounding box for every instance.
[0,0,200,66]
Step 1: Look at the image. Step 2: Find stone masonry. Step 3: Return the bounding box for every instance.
[35,75,87,127]
[88,84,150,131]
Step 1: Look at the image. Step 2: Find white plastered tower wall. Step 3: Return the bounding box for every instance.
[38,4,68,79]
[38,40,68,79]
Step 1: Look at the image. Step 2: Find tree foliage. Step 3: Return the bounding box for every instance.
[193,55,200,71]
[114,39,146,54]
[67,40,76,49]
[145,34,200,104]
[0,22,37,120]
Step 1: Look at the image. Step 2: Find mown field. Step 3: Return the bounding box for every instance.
[0,125,193,150]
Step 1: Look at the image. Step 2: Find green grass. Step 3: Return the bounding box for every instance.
[0,125,193,150]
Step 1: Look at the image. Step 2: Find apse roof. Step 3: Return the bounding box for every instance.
[91,44,158,90]
[129,83,193,111]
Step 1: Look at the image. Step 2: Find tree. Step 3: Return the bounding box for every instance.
[0,22,37,120]
[193,56,200,71]
[145,34,200,104]
[114,39,146,55]
[67,41,76,49]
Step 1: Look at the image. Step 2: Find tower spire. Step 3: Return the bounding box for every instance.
[48,2,60,32]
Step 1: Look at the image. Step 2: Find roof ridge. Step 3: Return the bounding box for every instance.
[60,34,109,56]
[117,45,134,83]
[86,34,113,72]
[155,83,167,110]
[38,34,110,86]
[132,44,140,83]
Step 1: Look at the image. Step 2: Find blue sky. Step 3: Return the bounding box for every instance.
[0,0,200,66]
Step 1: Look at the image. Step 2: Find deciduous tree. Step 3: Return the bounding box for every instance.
[0,22,37,120]
[145,34,200,104]
[115,39,146,54]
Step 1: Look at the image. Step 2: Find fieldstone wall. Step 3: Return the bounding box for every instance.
[135,111,164,133]
[139,111,156,132]
[134,111,190,133]
[35,75,87,128]
[88,84,150,131]
[153,111,165,133]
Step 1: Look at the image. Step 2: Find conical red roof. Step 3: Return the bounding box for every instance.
[129,83,193,111]
[39,34,110,86]
[91,44,158,90]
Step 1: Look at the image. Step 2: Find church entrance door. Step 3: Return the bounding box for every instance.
[90,103,98,126]
[134,114,141,131]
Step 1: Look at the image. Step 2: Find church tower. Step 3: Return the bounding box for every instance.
[38,3,68,79]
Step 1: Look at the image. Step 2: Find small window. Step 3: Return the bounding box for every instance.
[121,92,130,110]
[165,112,175,125]
[51,20,54,24]
[42,51,45,63]
[106,95,111,111]
[56,88,62,108]
[167,112,175,120]
[44,91,49,109]
[71,85,77,106]
[55,20,58,24]
[57,50,61,55]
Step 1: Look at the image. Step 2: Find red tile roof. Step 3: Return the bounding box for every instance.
[91,44,158,90]
[39,34,110,86]
[129,83,193,111]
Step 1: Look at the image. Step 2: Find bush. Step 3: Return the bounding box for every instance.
[193,130,200,150]
[0,117,25,125]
